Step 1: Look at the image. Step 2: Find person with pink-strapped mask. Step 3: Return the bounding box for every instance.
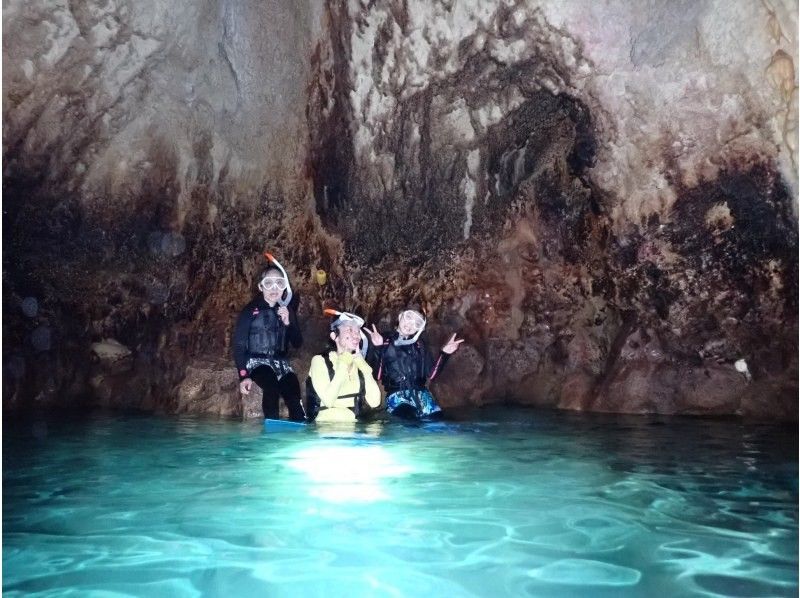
[366,309,463,420]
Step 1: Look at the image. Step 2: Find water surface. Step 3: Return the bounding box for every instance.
[4,408,797,597]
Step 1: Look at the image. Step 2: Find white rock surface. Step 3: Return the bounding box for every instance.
[3,0,325,217]
[90,338,131,362]
[342,0,797,237]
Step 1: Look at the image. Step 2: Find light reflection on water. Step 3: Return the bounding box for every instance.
[3,409,797,597]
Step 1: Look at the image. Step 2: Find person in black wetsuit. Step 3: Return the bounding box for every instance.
[232,263,305,421]
[366,309,463,420]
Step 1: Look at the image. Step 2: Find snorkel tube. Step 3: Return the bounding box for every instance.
[324,308,369,358]
[393,310,427,346]
[262,252,293,307]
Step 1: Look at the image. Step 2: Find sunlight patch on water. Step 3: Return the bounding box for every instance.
[286,443,414,503]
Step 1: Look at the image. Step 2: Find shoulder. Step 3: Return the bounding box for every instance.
[237,299,258,318]
[309,354,328,376]
[311,352,335,365]
[241,297,264,311]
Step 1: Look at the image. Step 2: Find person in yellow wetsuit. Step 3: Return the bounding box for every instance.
[306,311,381,423]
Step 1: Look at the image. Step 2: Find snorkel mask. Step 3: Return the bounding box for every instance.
[259,252,293,307]
[324,308,369,357]
[394,309,426,346]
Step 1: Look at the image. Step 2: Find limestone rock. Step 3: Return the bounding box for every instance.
[30,326,52,352]
[2,0,796,419]
[21,297,38,318]
[432,344,487,408]
[175,359,241,417]
[90,338,132,363]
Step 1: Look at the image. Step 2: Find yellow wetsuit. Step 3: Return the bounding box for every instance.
[309,351,381,422]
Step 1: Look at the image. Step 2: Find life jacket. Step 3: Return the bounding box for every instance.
[305,352,366,421]
[380,338,428,392]
[248,305,287,357]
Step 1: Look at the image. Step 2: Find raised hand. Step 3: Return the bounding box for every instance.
[366,324,384,346]
[277,306,290,326]
[442,333,464,354]
[353,354,372,373]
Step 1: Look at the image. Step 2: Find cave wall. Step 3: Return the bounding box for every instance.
[3,0,798,418]
[2,0,328,411]
[306,0,798,418]
[4,0,323,198]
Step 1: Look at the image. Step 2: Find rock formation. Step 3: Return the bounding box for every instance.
[3,0,797,418]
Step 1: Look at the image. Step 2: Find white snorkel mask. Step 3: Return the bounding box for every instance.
[260,252,293,307]
[324,308,369,358]
[394,309,426,346]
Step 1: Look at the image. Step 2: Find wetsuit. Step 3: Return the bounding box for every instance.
[307,351,381,423]
[232,296,304,421]
[368,331,449,419]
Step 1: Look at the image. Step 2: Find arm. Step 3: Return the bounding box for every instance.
[429,333,463,381]
[354,355,382,407]
[309,353,353,408]
[428,350,450,382]
[365,339,388,375]
[420,338,449,382]
[232,308,251,379]
[364,325,387,374]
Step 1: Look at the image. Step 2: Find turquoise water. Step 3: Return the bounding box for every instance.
[3,409,797,597]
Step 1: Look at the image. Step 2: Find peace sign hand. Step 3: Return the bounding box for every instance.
[366,324,384,346]
[442,333,464,354]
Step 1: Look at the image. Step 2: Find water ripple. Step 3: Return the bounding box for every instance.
[3,409,796,597]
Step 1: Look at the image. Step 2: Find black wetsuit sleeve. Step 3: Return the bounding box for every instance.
[286,307,302,349]
[365,343,380,370]
[426,343,450,382]
[366,338,389,380]
[233,307,252,378]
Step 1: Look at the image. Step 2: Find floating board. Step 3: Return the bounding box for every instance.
[264,418,306,430]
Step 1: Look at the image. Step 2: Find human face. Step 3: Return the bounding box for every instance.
[398,310,424,337]
[333,324,361,353]
[259,269,286,305]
